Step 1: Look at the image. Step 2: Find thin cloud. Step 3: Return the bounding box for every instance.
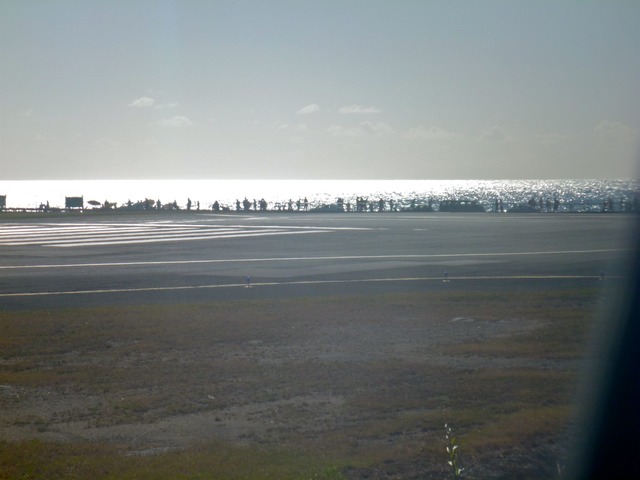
[359,121,393,135]
[338,105,381,114]
[93,137,122,149]
[128,96,155,108]
[157,115,193,127]
[328,121,393,137]
[404,125,456,140]
[478,125,512,142]
[533,133,571,145]
[594,120,638,144]
[297,104,320,114]
[327,125,355,137]
[155,102,179,109]
[278,123,308,131]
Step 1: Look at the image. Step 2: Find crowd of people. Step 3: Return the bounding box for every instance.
[4,193,639,214]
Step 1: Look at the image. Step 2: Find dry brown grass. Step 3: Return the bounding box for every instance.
[0,287,601,479]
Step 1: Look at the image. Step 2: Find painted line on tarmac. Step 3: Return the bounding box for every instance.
[0,227,244,245]
[0,274,616,298]
[0,222,365,247]
[0,229,329,248]
[0,248,628,270]
[46,230,326,248]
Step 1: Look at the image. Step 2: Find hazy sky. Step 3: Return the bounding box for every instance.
[2,1,639,180]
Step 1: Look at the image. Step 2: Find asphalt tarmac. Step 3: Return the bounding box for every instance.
[0,211,636,310]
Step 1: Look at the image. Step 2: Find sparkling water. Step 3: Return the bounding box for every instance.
[0,179,638,213]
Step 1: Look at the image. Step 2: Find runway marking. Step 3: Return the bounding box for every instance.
[0,222,345,248]
[0,227,243,245]
[0,274,617,298]
[0,248,628,270]
[44,230,326,247]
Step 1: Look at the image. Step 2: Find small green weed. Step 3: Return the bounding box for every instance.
[445,423,465,479]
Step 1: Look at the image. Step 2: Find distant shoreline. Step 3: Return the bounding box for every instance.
[1,178,638,214]
[1,208,637,219]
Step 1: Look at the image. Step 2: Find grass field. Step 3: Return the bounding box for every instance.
[0,287,603,479]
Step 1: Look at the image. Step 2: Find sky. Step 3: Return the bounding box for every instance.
[1,1,639,180]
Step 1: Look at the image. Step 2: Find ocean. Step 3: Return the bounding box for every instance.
[0,179,638,213]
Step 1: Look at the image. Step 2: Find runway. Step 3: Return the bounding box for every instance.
[0,212,635,310]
